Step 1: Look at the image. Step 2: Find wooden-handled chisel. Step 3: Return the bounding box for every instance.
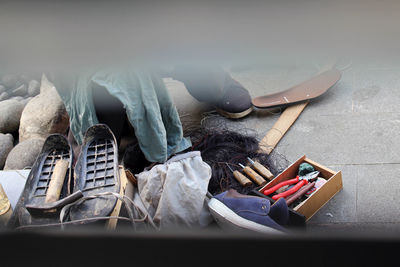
[247,157,274,180]
[226,163,252,187]
[239,163,267,186]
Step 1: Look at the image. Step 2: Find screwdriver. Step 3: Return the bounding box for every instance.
[226,163,252,187]
[238,163,267,186]
[247,157,274,180]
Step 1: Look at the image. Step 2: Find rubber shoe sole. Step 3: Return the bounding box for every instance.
[216,106,253,119]
[208,198,285,235]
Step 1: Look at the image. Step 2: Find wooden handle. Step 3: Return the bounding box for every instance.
[45,160,69,203]
[242,167,267,186]
[259,102,308,154]
[252,161,274,180]
[285,181,316,206]
[233,171,253,187]
[0,184,12,226]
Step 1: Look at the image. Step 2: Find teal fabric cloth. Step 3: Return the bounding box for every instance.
[54,69,191,163]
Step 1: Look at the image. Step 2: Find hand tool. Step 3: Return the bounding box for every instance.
[285,181,316,206]
[226,163,252,187]
[247,157,274,180]
[238,163,267,186]
[263,171,319,200]
[305,177,327,197]
[45,159,69,203]
[26,191,83,215]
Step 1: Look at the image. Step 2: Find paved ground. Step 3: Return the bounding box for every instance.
[166,60,400,235]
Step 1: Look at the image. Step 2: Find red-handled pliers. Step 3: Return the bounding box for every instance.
[263,171,319,200]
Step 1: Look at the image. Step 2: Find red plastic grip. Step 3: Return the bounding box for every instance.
[263,177,299,196]
[272,179,308,200]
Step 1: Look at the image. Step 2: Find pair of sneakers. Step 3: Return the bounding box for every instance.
[208,189,289,234]
[11,124,120,228]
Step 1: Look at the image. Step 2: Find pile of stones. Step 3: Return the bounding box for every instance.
[0,73,69,171]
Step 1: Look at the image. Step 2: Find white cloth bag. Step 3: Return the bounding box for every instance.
[137,151,212,229]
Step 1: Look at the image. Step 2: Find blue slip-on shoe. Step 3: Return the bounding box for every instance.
[208,189,288,234]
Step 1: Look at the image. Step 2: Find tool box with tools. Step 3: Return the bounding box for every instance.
[251,155,342,225]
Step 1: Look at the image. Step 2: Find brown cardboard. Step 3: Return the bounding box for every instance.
[259,155,342,221]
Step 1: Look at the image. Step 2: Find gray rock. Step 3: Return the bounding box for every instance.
[10,96,23,101]
[0,133,14,169]
[11,84,27,97]
[0,92,9,101]
[4,138,45,170]
[19,74,31,84]
[0,85,6,94]
[1,74,22,89]
[20,97,33,107]
[19,74,69,141]
[0,99,25,133]
[27,80,40,96]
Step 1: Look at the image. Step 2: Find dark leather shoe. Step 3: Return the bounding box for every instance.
[215,79,253,119]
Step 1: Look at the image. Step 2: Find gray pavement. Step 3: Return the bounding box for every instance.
[167,61,400,234]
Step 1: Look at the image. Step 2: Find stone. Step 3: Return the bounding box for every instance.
[0,85,6,94]
[0,99,25,133]
[11,84,27,97]
[4,138,45,170]
[19,74,69,142]
[0,133,14,169]
[27,80,40,96]
[20,97,33,107]
[10,96,23,101]
[1,74,19,89]
[0,92,9,101]
[19,74,31,84]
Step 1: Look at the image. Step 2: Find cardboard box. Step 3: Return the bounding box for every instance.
[258,155,342,221]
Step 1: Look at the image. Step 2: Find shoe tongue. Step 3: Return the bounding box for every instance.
[269,198,289,226]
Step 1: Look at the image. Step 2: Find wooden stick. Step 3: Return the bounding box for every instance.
[258,62,337,154]
[45,160,69,203]
[259,101,308,154]
[107,166,129,230]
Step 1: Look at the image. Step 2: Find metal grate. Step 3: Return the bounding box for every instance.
[33,150,70,197]
[83,139,116,191]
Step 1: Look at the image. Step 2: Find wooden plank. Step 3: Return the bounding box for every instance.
[106,166,129,230]
[259,102,308,154]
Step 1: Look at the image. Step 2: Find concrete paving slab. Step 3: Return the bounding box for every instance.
[356,163,400,223]
[307,164,357,224]
[275,112,400,165]
[351,69,400,114]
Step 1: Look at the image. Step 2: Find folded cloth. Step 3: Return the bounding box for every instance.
[53,68,191,163]
[137,151,212,229]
